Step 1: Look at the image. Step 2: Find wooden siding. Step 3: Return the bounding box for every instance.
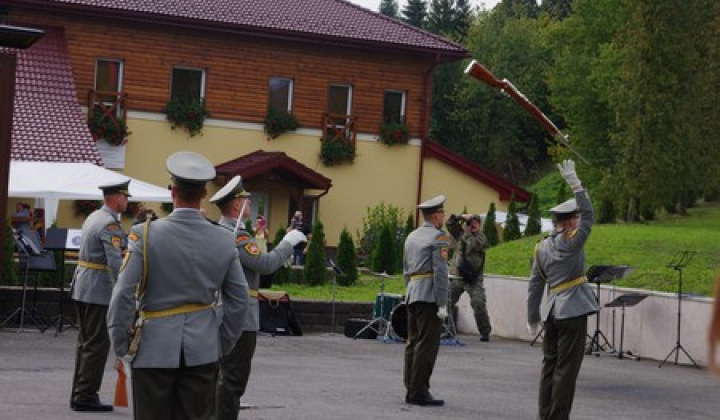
[11,10,435,137]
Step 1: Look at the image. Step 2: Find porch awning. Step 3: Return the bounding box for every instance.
[214,150,332,193]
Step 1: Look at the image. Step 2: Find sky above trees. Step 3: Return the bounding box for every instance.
[349,0,501,12]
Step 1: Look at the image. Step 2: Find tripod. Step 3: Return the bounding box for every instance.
[354,271,393,340]
[0,232,47,332]
[586,280,612,355]
[659,251,700,368]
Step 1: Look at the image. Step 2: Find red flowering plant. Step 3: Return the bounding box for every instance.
[378,121,409,146]
[164,98,210,137]
[88,105,130,146]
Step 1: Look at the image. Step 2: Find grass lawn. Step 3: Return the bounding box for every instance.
[273,202,720,301]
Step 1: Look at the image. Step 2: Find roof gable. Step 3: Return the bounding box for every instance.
[3,26,102,164]
[423,140,531,202]
[9,0,467,60]
[215,150,332,191]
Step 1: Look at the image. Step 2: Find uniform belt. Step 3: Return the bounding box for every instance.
[77,260,110,271]
[249,289,259,299]
[550,276,587,293]
[410,272,433,280]
[140,303,213,320]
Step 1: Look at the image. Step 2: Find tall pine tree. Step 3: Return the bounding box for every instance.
[379,0,400,18]
[524,194,542,236]
[403,0,428,28]
[303,221,328,286]
[503,198,522,241]
[336,228,358,286]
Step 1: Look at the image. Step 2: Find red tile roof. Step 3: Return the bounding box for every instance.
[215,150,333,191]
[10,0,467,60]
[2,26,102,164]
[423,140,531,202]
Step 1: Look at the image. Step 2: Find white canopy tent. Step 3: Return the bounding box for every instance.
[9,161,171,228]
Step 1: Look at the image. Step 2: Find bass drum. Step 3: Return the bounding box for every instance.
[390,303,408,340]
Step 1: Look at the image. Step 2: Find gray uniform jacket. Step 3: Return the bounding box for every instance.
[403,222,450,308]
[71,205,126,305]
[107,209,249,368]
[218,216,293,331]
[446,215,489,280]
[527,190,599,324]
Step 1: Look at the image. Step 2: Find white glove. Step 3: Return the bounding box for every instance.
[437,306,448,320]
[557,159,582,191]
[526,322,540,336]
[282,229,307,247]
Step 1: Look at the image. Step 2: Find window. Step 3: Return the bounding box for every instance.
[170,67,205,103]
[268,77,293,112]
[328,84,352,126]
[383,90,406,123]
[94,59,124,111]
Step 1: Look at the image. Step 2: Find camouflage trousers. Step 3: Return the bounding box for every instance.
[450,277,492,335]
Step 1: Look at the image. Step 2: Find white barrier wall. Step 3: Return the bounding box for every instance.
[456,274,714,365]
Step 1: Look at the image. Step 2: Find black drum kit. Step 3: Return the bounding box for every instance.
[352,272,462,344]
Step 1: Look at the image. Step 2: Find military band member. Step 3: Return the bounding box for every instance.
[210,176,306,420]
[403,194,449,407]
[70,179,130,412]
[527,159,599,420]
[107,152,249,420]
[446,213,492,341]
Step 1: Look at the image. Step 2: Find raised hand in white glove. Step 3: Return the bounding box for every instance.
[557,159,582,191]
[282,229,307,247]
[526,322,541,336]
[437,306,448,320]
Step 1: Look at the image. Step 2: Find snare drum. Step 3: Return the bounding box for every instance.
[390,303,408,339]
[374,293,404,319]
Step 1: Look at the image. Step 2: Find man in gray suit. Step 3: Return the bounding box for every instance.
[210,176,306,420]
[70,179,130,412]
[527,159,599,420]
[107,152,249,420]
[403,194,450,407]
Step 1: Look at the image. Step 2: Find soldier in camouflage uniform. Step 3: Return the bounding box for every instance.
[70,180,130,412]
[210,176,306,420]
[446,213,491,341]
[403,194,449,407]
[527,160,599,420]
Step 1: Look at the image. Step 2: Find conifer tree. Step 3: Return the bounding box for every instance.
[371,223,396,274]
[524,194,542,236]
[503,198,522,242]
[379,0,400,18]
[483,202,499,246]
[403,0,427,28]
[303,221,328,286]
[336,228,358,286]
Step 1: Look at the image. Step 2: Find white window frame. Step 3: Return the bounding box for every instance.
[170,66,206,102]
[383,89,407,123]
[268,77,294,112]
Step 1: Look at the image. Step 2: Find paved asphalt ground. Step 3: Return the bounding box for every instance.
[0,329,718,420]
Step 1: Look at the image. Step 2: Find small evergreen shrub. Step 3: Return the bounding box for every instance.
[336,228,358,286]
[483,202,499,246]
[524,194,542,236]
[503,198,522,242]
[303,221,328,286]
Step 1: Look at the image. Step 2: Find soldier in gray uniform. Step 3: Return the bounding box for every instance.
[210,176,306,420]
[527,159,599,420]
[70,179,130,412]
[107,152,249,420]
[403,194,450,407]
[446,213,492,341]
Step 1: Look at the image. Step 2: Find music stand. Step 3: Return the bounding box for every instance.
[43,228,79,335]
[327,258,342,335]
[353,271,393,341]
[659,251,700,368]
[0,230,48,331]
[604,293,647,360]
[585,265,634,356]
[441,274,464,346]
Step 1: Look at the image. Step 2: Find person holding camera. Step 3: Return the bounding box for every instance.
[287,211,309,265]
[446,213,491,341]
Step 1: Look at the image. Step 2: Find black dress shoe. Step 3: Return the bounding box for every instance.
[407,395,445,406]
[480,333,490,342]
[71,400,114,412]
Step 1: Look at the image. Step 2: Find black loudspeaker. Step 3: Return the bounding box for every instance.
[344,318,378,339]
